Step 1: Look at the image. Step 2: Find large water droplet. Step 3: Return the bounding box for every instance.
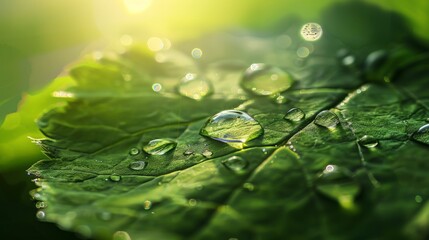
[241,64,293,96]
[365,50,388,71]
[222,156,248,173]
[412,124,429,145]
[200,110,263,146]
[316,165,360,210]
[109,174,121,182]
[300,23,323,41]
[358,135,379,148]
[129,161,146,170]
[143,139,177,155]
[113,231,131,240]
[284,108,305,122]
[314,110,340,129]
[36,210,46,220]
[177,73,212,100]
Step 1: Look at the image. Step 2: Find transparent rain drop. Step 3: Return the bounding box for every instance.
[412,124,429,145]
[358,135,379,148]
[314,110,340,129]
[200,110,263,147]
[129,147,140,156]
[300,23,323,41]
[109,174,121,182]
[241,63,293,96]
[222,156,248,173]
[143,139,177,155]
[284,108,306,122]
[177,73,212,100]
[129,161,146,170]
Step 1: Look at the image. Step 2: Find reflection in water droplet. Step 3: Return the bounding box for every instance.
[191,48,203,59]
[36,210,46,220]
[152,83,162,92]
[412,124,429,145]
[109,174,121,182]
[144,200,152,210]
[243,182,255,191]
[297,47,310,58]
[200,110,263,146]
[177,73,212,100]
[188,199,197,207]
[300,23,323,41]
[143,139,177,155]
[316,165,359,210]
[275,95,287,104]
[36,201,46,209]
[358,135,379,148]
[222,156,248,173]
[113,231,132,240]
[183,150,194,156]
[129,161,146,170]
[284,108,306,122]
[202,150,213,158]
[314,110,340,129]
[241,64,294,96]
[129,147,140,156]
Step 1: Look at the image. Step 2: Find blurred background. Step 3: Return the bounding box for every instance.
[0,0,428,239]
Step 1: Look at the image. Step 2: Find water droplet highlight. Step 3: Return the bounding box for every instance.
[200,110,263,147]
[316,165,359,210]
[177,73,212,100]
[183,150,194,156]
[36,210,46,220]
[241,64,293,96]
[188,199,198,207]
[412,124,429,145]
[152,83,162,92]
[191,48,203,59]
[129,161,146,170]
[358,135,379,148]
[109,174,121,182]
[300,23,323,41]
[36,201,46,209]
[284,108,305,122]
[222,156,248,173]
[129,147,140,156]
[314,110,340,129]
[415,195,423,203]
[144,200,152,210]
[143,139,177,155]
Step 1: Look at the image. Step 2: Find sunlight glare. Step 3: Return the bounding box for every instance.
[123,0,152,14]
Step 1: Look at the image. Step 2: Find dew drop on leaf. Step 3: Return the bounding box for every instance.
[183,150,194,156]
[365,50,388,71]
[36,201,46,209]
[177,73,212,100]
[144,200,152,210]
[202,150,213,158]
[314,110,340,129]
[36,210,46,220]
[284,108,306,122]
[342,55,356,67]
[113,231,131,240]
[98,211,112,221]
[143,139,177,155]
[129,147,140,156]
[412,124,429,145]
[300,23,323,41]
[222,156,248,173]
[241,63,294,96]
[129,161,146,171]
[316,165,360,210]
[358,135,379,148]
[188,199,197,207]
[200,110,263,146]
[109,174,121,182]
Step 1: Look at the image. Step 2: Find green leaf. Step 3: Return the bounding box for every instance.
[28,3,429,240]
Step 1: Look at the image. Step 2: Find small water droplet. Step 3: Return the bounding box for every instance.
[358,135,379,148]
[113,231,131,240]
[109,174,121,182]
[222,156,248,173]
[152,83,162,92]
[275,95,287,104]
[200,110,263,146]
[412,124,429,145]
[143,139,177,155]
[183,150,194,156]
[202,150,213,158]
[342,55,355,66]
[300,23,323,41]
[129,147,140,156]
[37,119,48,128]
[243,182,255,192]
[415,195,423,203]
[36,201,46,209]
[316,165,359,209]
[296,47,310,58]
[144,200,152,210]
[129,161,146,170]
[262,148,268,154]
[188,199,197,207]
[191,48,203,59]
[241,64,294,96]
[177,73,212,100]
[98,211,112,221]
[314,110,340,129]
[284,108,306,122]
[365,50,388,71]
[36,210,46,220]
